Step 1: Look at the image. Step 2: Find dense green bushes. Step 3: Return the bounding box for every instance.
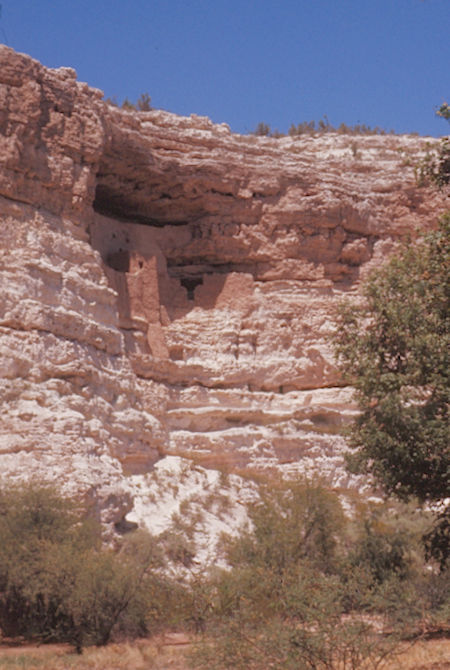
[0,483,178,651]
[189,479,449,670]
[0,479,448,667]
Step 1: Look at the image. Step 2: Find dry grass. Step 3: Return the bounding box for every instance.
[0,637,191,670]
[0,636,448,669]
[382,638,450,670]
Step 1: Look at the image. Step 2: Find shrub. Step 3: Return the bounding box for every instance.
[190,478,412,670]
[253,122,271,136]
[136,92,152,111]
[0,482,95,640]
[121,97,135,110]
[106,93,152,112]
[0,482,171,651]
[225,477,347,576]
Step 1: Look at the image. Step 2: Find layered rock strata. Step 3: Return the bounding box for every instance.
[0,46,446,526]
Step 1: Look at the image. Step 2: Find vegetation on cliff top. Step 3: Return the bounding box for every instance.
[253,117,399,138]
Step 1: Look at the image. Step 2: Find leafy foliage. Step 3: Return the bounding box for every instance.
[437,102,450,121]
[416,138,450,189]
[1,480,449,666]
[0,482,174,651]
[226,477,346,576]
[190,478,425,670]
[333,217,450,564]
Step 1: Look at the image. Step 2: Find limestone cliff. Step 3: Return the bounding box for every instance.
[0,46,446,528]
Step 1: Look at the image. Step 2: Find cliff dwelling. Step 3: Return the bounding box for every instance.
[0,45,445,528]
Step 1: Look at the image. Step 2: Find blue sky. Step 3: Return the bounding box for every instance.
[1,0,449,136]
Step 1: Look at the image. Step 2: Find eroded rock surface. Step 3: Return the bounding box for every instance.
[0,46,446,527]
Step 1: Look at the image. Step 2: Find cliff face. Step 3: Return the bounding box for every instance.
[0,46,446,526]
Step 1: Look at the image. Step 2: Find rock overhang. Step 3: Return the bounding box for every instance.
[0,46,448,535]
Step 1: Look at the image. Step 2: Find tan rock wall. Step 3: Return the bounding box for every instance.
[0,46,447,525]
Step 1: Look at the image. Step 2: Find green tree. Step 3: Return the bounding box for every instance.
[64,530,165,651]
[333,217,450,565]
[437,102,450,121]
[0,482,95,640]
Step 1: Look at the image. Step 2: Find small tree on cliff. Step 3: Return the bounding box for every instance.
[136,92,152,111]
[333,216,450,566]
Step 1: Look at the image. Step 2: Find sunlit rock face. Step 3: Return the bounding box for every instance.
[0,45,446,528]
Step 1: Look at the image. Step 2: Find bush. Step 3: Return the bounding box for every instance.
[0,482,94,640]
[190,478,416,670]
[0,482,172,651]
[225,477,347,576]
[253,121,271,136]
[2,478,446,665]
[136,92,152,111]
[106,92,152,112]
[349,504,416,586]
